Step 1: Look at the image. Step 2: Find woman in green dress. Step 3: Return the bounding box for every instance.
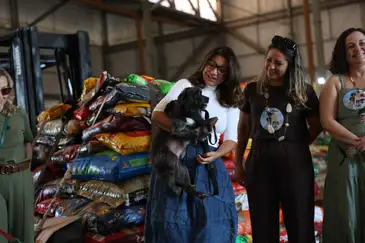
[320,28,365,243]
[0,69,34,243]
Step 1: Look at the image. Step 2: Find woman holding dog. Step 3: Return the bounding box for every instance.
[235,35,322,243]
[145,46,242,243]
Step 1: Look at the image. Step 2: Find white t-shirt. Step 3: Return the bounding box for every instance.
[153,79,240,148]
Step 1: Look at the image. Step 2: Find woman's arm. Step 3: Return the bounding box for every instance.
[320,75,359,146]
[152,111,172,132]
[25,143,32,158]
[304,85,323,144]
[307,116,322,144]
[22,108,34,160]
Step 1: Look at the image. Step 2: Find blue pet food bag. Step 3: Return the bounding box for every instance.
[69,150,151,181]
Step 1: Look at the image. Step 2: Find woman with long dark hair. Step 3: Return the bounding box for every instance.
[235,35,322,243]
[144,46,242,243]
[320,27,365,243]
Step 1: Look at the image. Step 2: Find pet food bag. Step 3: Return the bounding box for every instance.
[82,114,151,141]
[224,159,235,170]
[78,202,113,233]
[37,103,72,123]
[81,77,100,100]
[83,226,145,243]
[73,105,92,121]
[236,235,253,243]
[235,191,249,212]
[126,74,148,86]
[77,140,108,157]
[95,132,151,155]
[70,151,151,181]
[76,175,150,208]
[64,119,87,135]
[35,198,62,217]
[237,210,252,236]
[54,197,92,217]
[115,82,151,103]
[51,144,80,164]
[35,135,56,145]
[113,103,151,117]
[232,181,246,195]
[93,204,146,235]
[41,119,64,136]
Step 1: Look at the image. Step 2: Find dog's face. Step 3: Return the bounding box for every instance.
[178,87,209,111]
[193,117,218,144]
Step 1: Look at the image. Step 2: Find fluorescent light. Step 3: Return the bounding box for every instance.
[40,64,46,68]
[317,77,326,85]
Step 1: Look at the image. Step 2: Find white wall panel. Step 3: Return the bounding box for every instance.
[106,49,139,77]
[225,2,364,79]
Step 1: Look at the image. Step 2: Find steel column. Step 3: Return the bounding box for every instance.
[303,0,315,84]
[28,0,71,27]
[9,0,19,30]
[135,17,146,74]
[287,0,295,40]
[312,0,326,80]
[156,22,167,78]
[101,11,109,71]
[142,0,156,76]
[361,2,365,29]
[225,0,362,29]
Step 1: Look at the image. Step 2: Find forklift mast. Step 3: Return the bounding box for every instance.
[0,27,92,133]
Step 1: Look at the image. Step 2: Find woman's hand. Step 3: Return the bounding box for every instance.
[356,136,365,152]
[196,152,220,164]
[233,163,245,186]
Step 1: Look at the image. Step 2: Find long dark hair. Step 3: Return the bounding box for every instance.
[255,35,308,107]
[329,27,365,75]
[188,46,242,108]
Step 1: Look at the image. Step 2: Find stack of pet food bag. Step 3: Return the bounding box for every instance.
[222,135,326,243]
[310,132,330,201]
[219,135,253,243]
[31,72,174,242]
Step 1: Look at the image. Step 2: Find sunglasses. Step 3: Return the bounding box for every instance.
[1,87,12,96]
[271,35,297,51]
[205,59,228,75]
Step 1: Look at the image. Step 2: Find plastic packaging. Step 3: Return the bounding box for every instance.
[37,103,72,123]
[95,131,151,155]
[113,103,151,117]
[82,114,151,141]
[96,204,146,235]
[76,175,150,208]
[70,151,151,182]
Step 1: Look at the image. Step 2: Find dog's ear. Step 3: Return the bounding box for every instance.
[207,117,218,126]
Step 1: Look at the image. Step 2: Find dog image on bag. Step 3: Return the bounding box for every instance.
[150,87,218,197]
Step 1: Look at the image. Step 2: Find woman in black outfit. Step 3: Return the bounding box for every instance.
[234,35,322,243]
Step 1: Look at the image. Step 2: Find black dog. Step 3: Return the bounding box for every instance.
[150,87,218,197]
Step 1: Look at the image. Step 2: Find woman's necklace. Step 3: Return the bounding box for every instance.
[349,76,360,91]
[264,87,292,142]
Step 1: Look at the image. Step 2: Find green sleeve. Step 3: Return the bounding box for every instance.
[20,108,34,143]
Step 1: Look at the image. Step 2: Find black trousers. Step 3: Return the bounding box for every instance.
[244,139,315,243]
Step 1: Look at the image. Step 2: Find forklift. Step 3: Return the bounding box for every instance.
[0,26,92,133]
